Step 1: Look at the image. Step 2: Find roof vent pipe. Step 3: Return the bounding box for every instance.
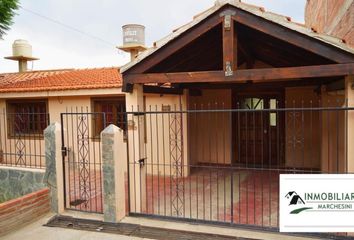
[118,24,147,61]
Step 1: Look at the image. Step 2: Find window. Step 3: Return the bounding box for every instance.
[242,98,264,110]
[270,99,277,127]
[7,100,49,137]
[92,97,126,138]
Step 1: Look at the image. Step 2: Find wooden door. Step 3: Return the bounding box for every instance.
[233,94,284,167]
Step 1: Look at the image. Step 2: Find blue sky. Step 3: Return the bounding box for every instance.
[0,0,306,73]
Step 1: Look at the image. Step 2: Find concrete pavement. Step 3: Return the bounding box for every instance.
[0,214,150,240]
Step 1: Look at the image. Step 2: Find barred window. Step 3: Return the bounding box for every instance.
[6,100,49,137]
[92,97,126,138]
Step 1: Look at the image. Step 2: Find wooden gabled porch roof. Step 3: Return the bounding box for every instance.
[122,1,354,93]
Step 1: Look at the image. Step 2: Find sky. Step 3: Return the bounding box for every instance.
[0,0,306,73]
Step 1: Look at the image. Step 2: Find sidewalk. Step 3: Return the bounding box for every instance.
[1,213,323,240]
[0,214,148,240]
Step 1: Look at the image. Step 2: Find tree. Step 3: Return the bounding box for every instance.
[0,0,20,39]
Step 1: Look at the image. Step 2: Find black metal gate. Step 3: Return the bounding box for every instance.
[61,111,105,213]
[126,101,350,232]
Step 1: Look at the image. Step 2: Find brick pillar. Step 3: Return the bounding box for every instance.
[44,122,64,213]
[101,124,127,222]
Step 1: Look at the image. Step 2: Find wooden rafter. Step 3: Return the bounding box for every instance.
[124,63,354,84]
[126,14,223,74]
[238,41,254,68]
[232,9,354,63]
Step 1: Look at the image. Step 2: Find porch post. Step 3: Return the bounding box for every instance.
[181,90,190,177]
[125,84,146,213]
[345,75,354,173]
[101,124,127,222]
[43,122,65,214]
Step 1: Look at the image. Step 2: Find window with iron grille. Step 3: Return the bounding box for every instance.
[92,97,126,138]
[6,100,49,137]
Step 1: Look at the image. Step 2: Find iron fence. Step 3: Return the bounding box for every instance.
[126,100,351,231]
[60,110,106,213]
[0,109,49,169]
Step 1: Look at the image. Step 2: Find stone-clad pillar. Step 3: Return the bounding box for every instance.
[44,122,64,213]
[101,124,127,223]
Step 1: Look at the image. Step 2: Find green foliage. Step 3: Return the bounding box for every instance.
[0,0,20,39]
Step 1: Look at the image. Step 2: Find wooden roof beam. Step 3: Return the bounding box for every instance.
[223,15,237,76]
[124,63,354,84]
[143,85,183,95]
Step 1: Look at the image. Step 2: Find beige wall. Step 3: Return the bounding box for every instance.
[125,90,189,176]
[0,94,124,168]
[188,89,232,165]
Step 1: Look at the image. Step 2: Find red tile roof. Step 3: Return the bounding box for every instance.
[0,67,122,93]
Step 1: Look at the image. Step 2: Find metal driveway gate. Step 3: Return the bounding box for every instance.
[61,111,105,213]
[126,102,350,232]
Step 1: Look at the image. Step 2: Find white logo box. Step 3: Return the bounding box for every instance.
[280,174,354,232]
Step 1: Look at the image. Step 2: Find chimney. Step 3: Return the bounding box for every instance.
[118,24,147,61]
[4,39,39,72]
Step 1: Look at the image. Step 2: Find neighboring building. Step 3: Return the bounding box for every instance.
[305,0,354,47]
[0,67,125,169]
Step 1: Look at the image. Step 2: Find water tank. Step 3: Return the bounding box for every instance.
[12,39,33,58]
[122,24,145,47]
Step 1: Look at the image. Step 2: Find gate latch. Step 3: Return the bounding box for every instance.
[62,146,68,157]
[138,158,146,168]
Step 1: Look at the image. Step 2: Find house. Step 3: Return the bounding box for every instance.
[0,64,125,169]
[1,0,354,232]
[121,0,354,227]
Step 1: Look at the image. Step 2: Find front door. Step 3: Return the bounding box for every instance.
[232,93,284,167]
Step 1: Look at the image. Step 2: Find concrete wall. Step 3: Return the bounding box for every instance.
[0,167,45,203]
[305,0,354,47]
